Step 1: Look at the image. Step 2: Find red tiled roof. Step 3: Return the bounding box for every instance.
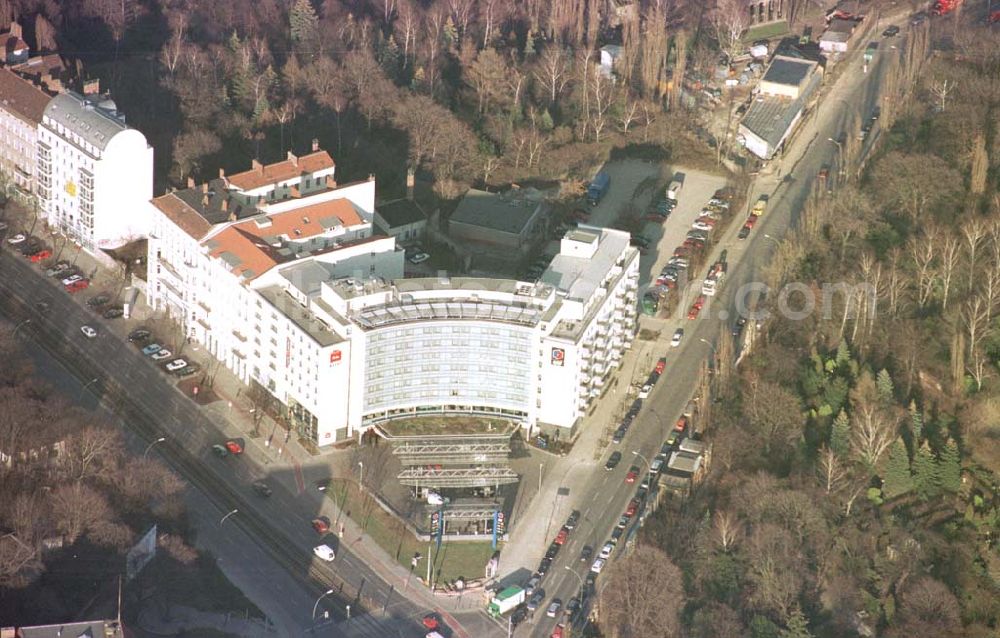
[226,151,335,191]
[0,67,50,124]
[206,198,363,280]
[151,192,214,240]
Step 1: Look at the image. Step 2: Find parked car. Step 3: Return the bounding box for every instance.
[882,24,900,36]
[626,499,640,517]
[6,233,26,244]
[527,590,545,611]
[129,329,152,343]
[142,343,163,356]
[151,349,173,361]
[251,481,273,497]
[546,599,563,618]
[671,328,684,347]
[565,510,581,529]
[80,325,97,339]
[625,466,640,483]
[599,542,615,559]
[62,274,83,286]
[738,223,752,240]
[638,383,652,399]
[87,294,110,308]
[311,517,331,534]
[165,359,188,372]
[65,279,90,293]
[525,574,542,596]
[605,451,622,470]
[580,545,593,562]
[313,543,336,561]
[655,358,666,374]
[211,444,228,458]
[103,307,124,319]
[408,251,431,264]
[225,439,245,454]
[590,558,606,574]
[175,363,201,377]
[29,249,51,263]
[554,527,569,545]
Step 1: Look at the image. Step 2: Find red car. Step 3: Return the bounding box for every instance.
[551,626,564,638]
[745,214,759,227]
[29,249,52,263]
[625,499,639,517]
[675,416,689,432]
[422,614,440,630]
[625,465,640,483]
[554,528,569,545]
[224,439,244,454]
[687,303,702,320]
[65,279,90,293]
[311,517,330,534]
[655,358,666,375]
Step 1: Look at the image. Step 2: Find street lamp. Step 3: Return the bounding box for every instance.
[357,461,364,492]
[12,318,30,335]
[312,589,335,622]
[143,436,166,459]
[539,462,544,493]
[219,508,238,526]
[827,137,846,176]
[631,450,651,474]
[699,338,717,354]
[79,377,99,400]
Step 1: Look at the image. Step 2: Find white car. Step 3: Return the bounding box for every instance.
[151,349,173,361]
[408,251,430,265]
[6,233,26,244]
[671,329,684,347]
[638,384,652,399]
[599,542,615,560]
[313,544,336,562]
[691,221,714,232]
[590,558,606,574]
[62,274,83,286]
[165,359,188,372]
[80,325,97,339]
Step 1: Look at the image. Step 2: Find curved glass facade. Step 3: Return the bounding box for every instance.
[363,320,535,416]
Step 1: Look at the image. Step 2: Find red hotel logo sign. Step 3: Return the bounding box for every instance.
[551,347,565,366]
[330,350,342,364]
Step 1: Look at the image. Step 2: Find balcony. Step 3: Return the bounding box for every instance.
[232,329,248,343]
[197,300,211,313]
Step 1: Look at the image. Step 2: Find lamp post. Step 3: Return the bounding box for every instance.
[357,461,364,492]
[311,589,335,622]
[828,137,845,176]
[79,377,99,400]
[631,450,651,475]
[219,508,238,526]
[143,436,166,459]
[538,462,544,493]
[12,318,30,335]
[564,566,587,629]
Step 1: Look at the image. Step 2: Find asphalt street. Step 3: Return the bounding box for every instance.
[521,16,903,638]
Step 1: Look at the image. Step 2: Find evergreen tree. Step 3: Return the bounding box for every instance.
[823,376,849,415]
[780,608,813,638]
[378,35,401,78]
[882,438,913,499]
[442,16,458,48]
[908,400,923,445]
[912,441,941,499]
[290,0,319,54]
[938,438,961,493]
[835,341,851,367]
[830,409,851,457]
[523,29,537,57]
[539,109,554,131]
[876,368,894,404]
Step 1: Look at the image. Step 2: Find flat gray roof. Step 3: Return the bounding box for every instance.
[762,56,815,87]
[450,188,544,236]
[256,285,343,347]
[741,96,802,149]
[543,227,630,302]
[377,198,427,228]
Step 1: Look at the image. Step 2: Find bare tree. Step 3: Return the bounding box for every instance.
[599,545,684,637]
[961,217,987,293]
[935,232,961,310]
[817,446,847,495]
[533,46,571,105]
[964,295,991,391]
[709,0,750,64]
[908,229,938,309]
[0,533,40,588]
[712,510,742,552]
[849,373,896,469]
[929,78,953,111]
[50,482,112,544]
[618,98,640,134]
[60,424,124,482]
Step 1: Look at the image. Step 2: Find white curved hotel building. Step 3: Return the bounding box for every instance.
[147,151,638,446]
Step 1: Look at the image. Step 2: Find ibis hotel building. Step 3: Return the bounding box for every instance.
[147,150,639,446]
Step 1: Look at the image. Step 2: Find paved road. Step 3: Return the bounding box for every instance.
[520,15,905,638]
[0,252,466,637]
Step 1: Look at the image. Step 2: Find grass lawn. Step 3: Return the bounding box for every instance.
[743,20,790,42]
[326,478,497,584]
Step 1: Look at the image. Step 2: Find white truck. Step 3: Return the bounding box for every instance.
[701,254,728,296]
[487,585,526,618]
[666,172,685,200]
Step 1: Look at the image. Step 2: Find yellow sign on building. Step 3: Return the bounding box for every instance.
[64,181,77,197]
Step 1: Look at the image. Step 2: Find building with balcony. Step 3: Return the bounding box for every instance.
[37,91,152,251]
[148,152,638,447]
[0,67,50,196]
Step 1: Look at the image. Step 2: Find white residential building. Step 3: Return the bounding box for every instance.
[0,67,50,197]
[37,91,152,251]
[148,153,639,447]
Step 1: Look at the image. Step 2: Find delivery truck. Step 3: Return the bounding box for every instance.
[587,171,611,205]
[487,585,526,618]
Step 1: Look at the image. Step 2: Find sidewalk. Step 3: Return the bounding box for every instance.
[137,604,275,637]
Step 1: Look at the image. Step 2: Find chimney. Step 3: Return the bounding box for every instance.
[221,198,229,212]
[9,22,21,39]
[218,168,225,179]
[202,194,209,207]
[311,138,319,152]
[229,211,237,222]
[201,182,208,193]
[186,176,195,189]
[325,175,337,188]
[406,168,415,200]
[82,78,100,95]
[368,173,375,182]
[287,151,297,166]
[251,159,263,172]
